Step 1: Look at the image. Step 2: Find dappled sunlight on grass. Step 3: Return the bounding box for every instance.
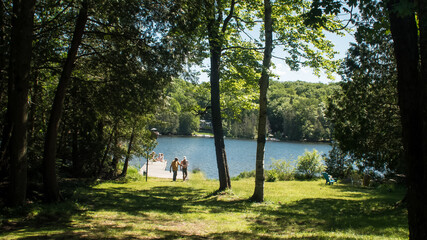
[0,173,408,239]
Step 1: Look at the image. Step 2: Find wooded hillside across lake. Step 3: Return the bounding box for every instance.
[150,79,339,142]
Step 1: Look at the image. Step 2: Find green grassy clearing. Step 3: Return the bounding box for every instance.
[0,170,408,239]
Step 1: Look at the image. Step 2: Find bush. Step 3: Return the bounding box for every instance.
[232,170,256,180]
[266,170,278,182]
[296,150,325,179]
[125,166,144,181]
[270,158,295,181]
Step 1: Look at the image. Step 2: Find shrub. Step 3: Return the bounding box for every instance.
[296,150,325,179]
[125,166,144,181]
[266,170,278,182]
[232,170,256,180]
[270,158,295,181]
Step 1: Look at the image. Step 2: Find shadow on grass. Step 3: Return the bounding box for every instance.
[247,183,408,238]
[0,180,408,239]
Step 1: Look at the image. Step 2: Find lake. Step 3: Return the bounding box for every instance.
[132,136,332,179]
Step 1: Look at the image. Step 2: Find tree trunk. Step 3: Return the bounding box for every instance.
[252,0,273,202]
[387,0,427,238]
[205,0,235,191]
[0,2,8,176]
[209,46,231,191]
[0,0,6,105]
[8,0,36,206]
[72,124,83,177]
[111,128,120,177]
[43,1,88,202]
[99,121,118,176]
[120,127,135,178]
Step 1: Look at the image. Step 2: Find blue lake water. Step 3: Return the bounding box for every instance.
[132,136,332,179]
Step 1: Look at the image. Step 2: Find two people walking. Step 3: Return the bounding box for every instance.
[169,156,189,181]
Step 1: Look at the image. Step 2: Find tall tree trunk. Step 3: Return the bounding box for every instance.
[252,0,273,202]
[111,128,120,176]
[209,46,231,191]
[387,0,427,238]
[43,1,88,202]
[0,0,6,104]
[72,123,82,177]
[8,0,36,206]
[99,121,118,176]
[120,126,135,178]
[205,0,235,191]
[0,1,8,177]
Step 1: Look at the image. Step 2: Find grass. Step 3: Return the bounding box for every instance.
[0,169,408,239]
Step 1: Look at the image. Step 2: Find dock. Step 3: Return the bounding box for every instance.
[139,161,190,179]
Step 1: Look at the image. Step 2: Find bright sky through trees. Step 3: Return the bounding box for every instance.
[195,30,355,84]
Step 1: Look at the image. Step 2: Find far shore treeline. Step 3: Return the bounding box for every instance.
[150,79,339,142]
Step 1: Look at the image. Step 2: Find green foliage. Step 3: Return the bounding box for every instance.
[178,112,199,135]
[324,144,353,179]
[151,78,202,136]
[268,81,339,141]
[295,150,325,179]
[232,158,295,182]
[0,0,201,182]
[125,166,144,181]
[232,170,256,180]
[326,1,403,175]
[273,0,343,79]
[265,170,278,182]
[269,158,295,181]
[154,79,338,141]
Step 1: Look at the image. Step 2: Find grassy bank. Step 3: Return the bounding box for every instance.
[1,170,408,239]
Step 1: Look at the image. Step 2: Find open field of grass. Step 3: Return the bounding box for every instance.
[0,170,408,239]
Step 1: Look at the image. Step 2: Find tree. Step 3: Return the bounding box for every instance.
[252,0,273,202]
[43,0,88,203]
[204,0,236,191]
[387,0,427,238]
[7,0,36,206]
[306,0,427,237]
[326,2,403,176]
[250,0,340,201]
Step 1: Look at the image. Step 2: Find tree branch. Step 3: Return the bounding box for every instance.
[232,15,263,24]
[222,46,264,51]
[222,0,236,33]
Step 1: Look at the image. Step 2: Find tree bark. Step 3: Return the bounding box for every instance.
[0,0,6,104]
[0,1,8,176]
[205,0,235,191]
[387,0,427,238]
[120,126,135,178]
[99,121,118,176]
[8,0,36,206]
[43,1,88,202]
[209,45,231,191]
[252,0,273,202]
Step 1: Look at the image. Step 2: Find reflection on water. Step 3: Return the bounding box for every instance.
[132,136,331,179]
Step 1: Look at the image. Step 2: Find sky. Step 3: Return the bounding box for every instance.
[196,30,356,84]
[270,32,355,83]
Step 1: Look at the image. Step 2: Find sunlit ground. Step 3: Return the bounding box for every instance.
[1,170,408,239]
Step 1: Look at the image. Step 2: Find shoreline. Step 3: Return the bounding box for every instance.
[158,133,332,144]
